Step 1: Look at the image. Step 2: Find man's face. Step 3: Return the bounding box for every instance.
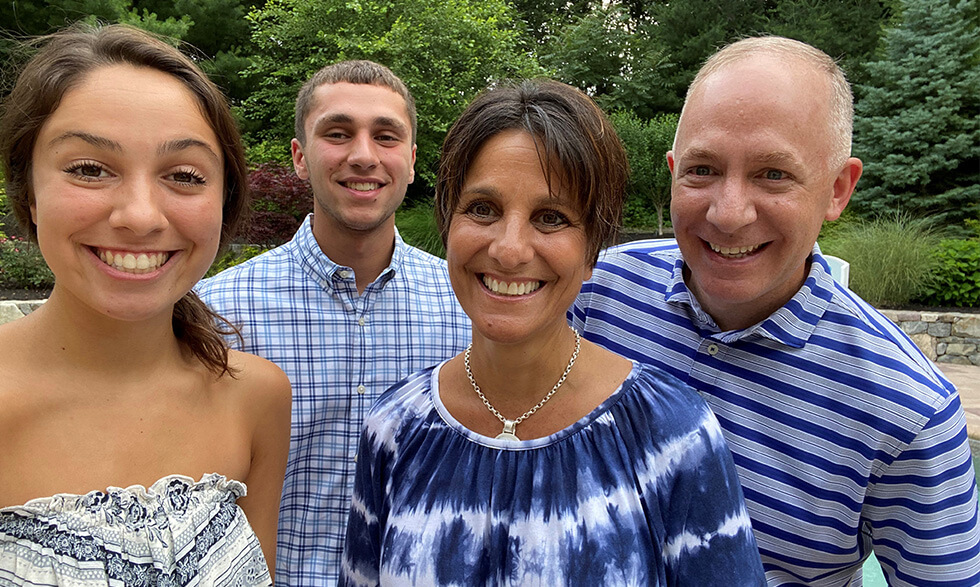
[667,55,860,330]
[291,82,416,241]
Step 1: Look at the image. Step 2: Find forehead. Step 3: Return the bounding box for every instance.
[464,130,578,205]
[305,81,411,132]
[677,55,833,158]
[37,64,217,146]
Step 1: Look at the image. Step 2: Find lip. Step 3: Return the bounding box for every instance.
[339,177,387,195]
[480,273,543,297]
[89,246,176,277]
[704,239,768,260]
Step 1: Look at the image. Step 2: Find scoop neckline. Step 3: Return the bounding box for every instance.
[430,360,639,450]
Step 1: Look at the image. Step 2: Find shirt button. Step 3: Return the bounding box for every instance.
[706,343,720,356]
[338,270,352,279]
[356,385,366,394]
[358,317,366,327]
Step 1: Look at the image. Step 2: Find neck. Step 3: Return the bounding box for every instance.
[466,323,579,409]
[311,214,396,294]
[28,286,186,380]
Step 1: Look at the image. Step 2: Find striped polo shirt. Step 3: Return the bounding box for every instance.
[571,239,980,586]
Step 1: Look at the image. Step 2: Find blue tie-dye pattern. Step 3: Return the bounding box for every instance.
[342,362,765,586]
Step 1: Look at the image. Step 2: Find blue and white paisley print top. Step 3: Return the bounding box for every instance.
[0,473,271,586]
[342,361,765,586]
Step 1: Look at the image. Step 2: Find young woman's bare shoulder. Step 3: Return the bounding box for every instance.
[224,350,292,412]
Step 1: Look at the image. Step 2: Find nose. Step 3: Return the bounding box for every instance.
[704,177,757,234]
[108,177,169,235]
[488,215,534,269]
[347,132,380,169]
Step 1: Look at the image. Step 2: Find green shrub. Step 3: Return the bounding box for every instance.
[396,203,444,258]
[0,234,54,289]
[205,245,270,278]
[914,238,980,308]
[820,214,940,307]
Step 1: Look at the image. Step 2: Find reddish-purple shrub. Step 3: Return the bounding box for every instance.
[243,163,313,244]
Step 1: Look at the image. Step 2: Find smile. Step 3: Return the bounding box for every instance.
[343,181,382,192]
[96,248,171,274]
[708,242,764,258]
[482,275,541,296]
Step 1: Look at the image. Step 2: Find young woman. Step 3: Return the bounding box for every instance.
[341,79,765,585]
[0,24,290,585]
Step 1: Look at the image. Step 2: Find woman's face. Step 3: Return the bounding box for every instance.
[447,129,591,346]
[29,64,225,322]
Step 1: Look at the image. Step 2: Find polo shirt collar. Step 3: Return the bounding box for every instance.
[664,244,835,348]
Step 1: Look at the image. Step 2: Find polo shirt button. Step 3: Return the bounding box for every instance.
[706,343,720,356]
[358,317,366,327]
[356,385,366,394]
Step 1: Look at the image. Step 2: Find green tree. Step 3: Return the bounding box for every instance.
[133,0,260,102]
[767,0,895,85]
[1,0,189,39]
[643,0,770,111]
[610,111,678,233]
[1,0,190,95]
[852,0,980,233]
[243,0,542,185]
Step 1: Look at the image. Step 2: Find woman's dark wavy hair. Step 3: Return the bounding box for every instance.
[435,79,628,264]
[0,23,247,376]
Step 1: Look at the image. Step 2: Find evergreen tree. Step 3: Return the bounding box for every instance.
[852,0,980,233]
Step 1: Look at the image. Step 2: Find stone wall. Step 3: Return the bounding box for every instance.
[880,309,980,366]
[0,299,45,325]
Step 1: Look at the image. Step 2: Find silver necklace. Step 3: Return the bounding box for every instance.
[463,327,581,441]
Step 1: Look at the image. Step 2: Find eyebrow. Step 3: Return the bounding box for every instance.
[48,131,121,151]
[47,132,221,164]
[680,147,803,169]
[159,138,222,165]
[314,113,409,135]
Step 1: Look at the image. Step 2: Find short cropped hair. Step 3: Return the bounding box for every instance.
[436,79,628,264]
[683,36,853,167]
[294,60,417,145]
[0,23,247,376]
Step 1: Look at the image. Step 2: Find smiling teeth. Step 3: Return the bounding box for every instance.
[710,243,762,258]
[346,182,380,191]
[98,250,170,274]
[483,275,541,296]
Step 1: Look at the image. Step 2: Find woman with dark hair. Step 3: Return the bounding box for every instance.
[341,79,764,585]
[0,24,290,585]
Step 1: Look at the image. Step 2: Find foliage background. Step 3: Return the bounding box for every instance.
[1,0,977,307]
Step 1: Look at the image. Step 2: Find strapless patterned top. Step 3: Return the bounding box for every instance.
[0,473,271,586]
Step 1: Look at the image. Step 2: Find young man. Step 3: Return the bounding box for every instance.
[572,37,980,585]
[197,61,470,585]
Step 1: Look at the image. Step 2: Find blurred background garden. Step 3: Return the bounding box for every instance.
[1,0,977,310]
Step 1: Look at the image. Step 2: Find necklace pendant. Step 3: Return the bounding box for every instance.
[495,419,520,441]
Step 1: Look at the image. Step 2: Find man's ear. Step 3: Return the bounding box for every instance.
[408,143,417,184]
[291,138,309,180]
[825,157,863,221]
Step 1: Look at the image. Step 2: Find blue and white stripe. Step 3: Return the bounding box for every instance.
[196,216,471,586]
[341,362,766,586]
[571,239,980,586]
